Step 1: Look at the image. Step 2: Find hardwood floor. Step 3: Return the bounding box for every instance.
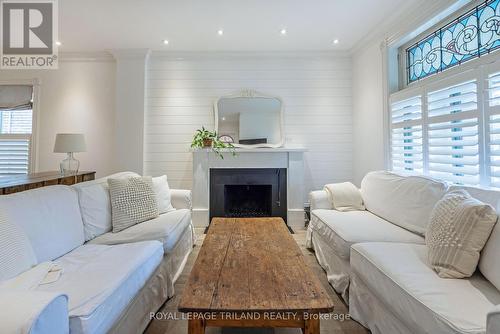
[145,228,369,334]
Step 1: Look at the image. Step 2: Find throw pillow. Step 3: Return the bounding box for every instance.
[108,176,159,233]
[152,175,174,214]
[0,214,37,281]
[426,189,498,278]
[324,182,365,211]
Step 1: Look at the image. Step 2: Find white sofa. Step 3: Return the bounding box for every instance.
[307,171,500,334]
[0,172,195,334]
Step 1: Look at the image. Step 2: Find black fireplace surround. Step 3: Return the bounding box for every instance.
[210,168,287,224]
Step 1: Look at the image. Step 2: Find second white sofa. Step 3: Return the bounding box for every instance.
[307,171,500,334]
[0,171,195,334]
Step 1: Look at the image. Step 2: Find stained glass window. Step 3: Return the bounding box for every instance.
[407,0,500,83]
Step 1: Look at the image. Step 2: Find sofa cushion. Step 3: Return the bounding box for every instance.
[73,172,140,241]
[88,209,192,253]
[351,242,500,334]
[361,171,448,236]
[37,241,163,334]
[0,214,37,281]
[0,186,84,263]
[310,209,424,260]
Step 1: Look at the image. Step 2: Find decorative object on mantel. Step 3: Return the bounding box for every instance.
[190,126,235,159]
[53,133,87,175]
[218,134,234,144]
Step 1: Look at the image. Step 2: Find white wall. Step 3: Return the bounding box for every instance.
[0,58,116,177]
[113,50,149,175]
[352,43,386,186]
[144,53,353,193]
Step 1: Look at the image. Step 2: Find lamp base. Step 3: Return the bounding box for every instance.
[60,152,80,176]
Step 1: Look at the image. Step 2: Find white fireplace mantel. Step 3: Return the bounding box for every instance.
[191,147,307,229]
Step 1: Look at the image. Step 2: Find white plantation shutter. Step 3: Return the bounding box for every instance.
[487,71,500,187]
[0,109,33,175]
[427,80,480,185]
[390,95,423,173]
[0,137,30,174]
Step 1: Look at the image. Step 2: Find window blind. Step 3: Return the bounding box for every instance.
[390,96,423,173]
[0,108,33,175]
[487,71,500,187]
[427,80,479,185]
[0,137,30,175]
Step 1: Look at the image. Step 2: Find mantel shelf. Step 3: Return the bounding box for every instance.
[191,147,307,153]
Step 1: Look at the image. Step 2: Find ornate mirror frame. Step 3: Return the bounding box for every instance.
[213,89,285,149]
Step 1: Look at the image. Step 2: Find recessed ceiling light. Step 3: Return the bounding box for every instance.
[163,39,169,45]
[333,39,339,44]
[280,28,287,35]
[55,41,62,46]
[217,29,224,36]
[221,116,226,121]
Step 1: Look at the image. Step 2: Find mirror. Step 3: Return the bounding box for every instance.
[214,90,284,148]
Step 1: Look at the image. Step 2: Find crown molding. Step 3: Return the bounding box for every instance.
[58,51,115,62]
[350,0,460,55]
[149,50,350,60]
[109,48,151,60]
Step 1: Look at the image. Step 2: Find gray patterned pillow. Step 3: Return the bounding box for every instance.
[108,176,159,233]
[426,189,498,278]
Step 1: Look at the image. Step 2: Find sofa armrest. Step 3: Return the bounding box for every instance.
[309,190,333,211]
[487,304,500,334]
[0,290,69,334]
[171,189,192,210]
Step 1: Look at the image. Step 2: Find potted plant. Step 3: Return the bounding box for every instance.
[191,126,236,159]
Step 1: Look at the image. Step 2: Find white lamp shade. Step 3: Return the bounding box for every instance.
[53,134,87,153]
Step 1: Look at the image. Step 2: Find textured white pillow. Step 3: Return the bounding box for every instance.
[0,215,37,281]
[152,175,174,214]
[426,189,498,278]
[108,176,159,233]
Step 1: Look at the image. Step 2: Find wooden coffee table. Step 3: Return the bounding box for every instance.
[178,217,334,334]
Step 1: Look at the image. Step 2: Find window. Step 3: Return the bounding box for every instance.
[0,85,34,175]
[389,66,500,187]
[406,0,500,84]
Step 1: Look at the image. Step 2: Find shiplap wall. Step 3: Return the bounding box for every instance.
[144,53,353,194]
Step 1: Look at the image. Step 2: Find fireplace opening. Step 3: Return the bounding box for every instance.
[224,184,272,217]
[209,168,287,224]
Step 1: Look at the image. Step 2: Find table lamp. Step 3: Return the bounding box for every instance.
[53,133,86,175]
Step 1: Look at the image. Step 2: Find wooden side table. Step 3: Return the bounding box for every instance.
[0,171,96,194]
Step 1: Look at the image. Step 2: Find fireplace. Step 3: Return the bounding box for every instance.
[210,168,287,224]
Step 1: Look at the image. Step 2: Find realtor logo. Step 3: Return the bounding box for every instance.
[1,0,58,69]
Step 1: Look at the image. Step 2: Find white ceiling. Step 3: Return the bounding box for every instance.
[59,0,421,52]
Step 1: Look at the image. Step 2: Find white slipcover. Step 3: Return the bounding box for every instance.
[37,241,163,334]
[488,305,500,334]
[309,209,424,261]
[309,190,333,210]
[0,290,69,334]
[306,209,423,300]
[72,172,140,241]
[0,185,85,263]
[88,209,193,253]
[0,215,37,281]
[350,242,500,334]
[361,171,448,235]
[170,189,192,210]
